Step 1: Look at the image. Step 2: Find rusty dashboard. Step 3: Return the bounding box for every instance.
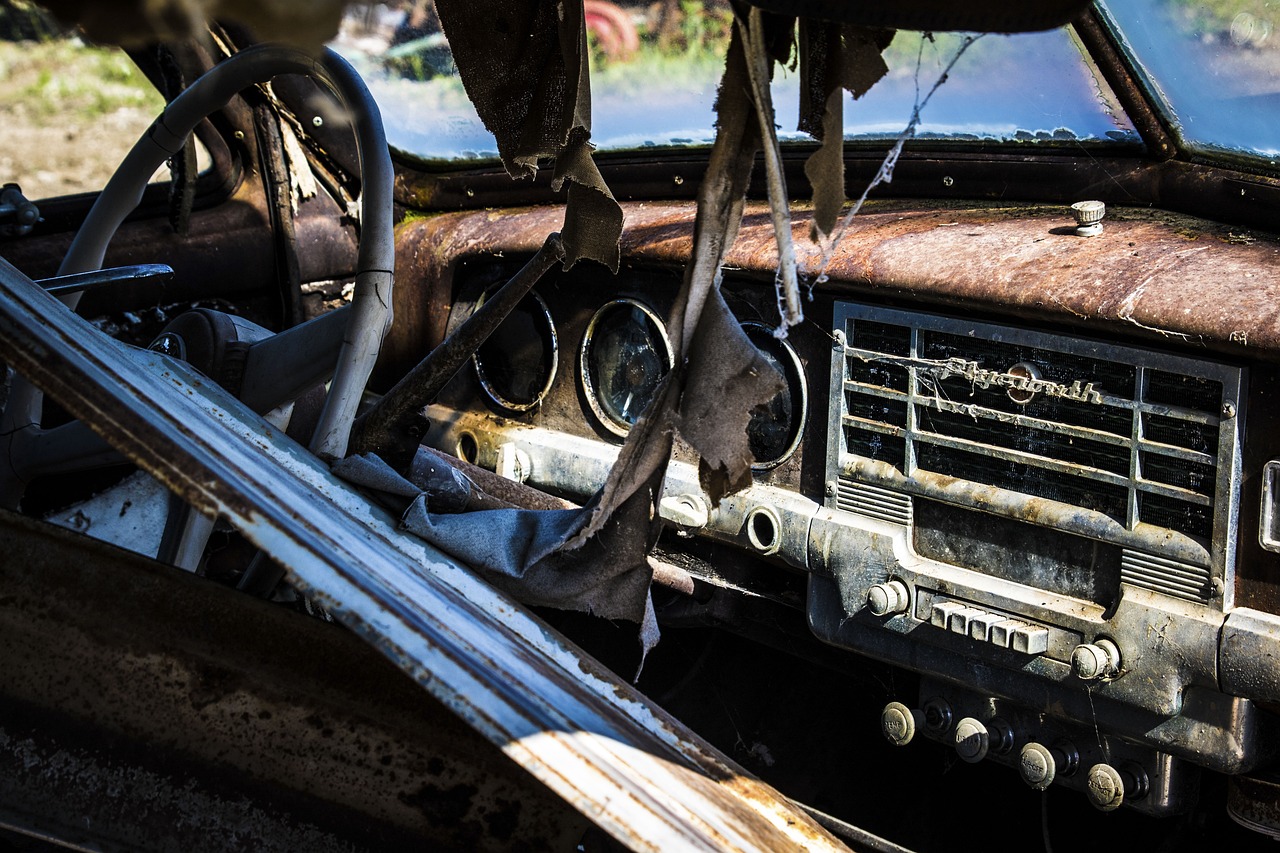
[402,199,1280,824]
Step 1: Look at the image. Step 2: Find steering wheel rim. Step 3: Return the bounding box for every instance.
[0,46,394,538]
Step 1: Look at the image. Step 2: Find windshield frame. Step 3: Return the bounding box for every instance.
[1093,0,1280,176]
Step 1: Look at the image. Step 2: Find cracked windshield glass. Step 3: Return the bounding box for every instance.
[328,1,1138,164]
[1103,0,1280,161]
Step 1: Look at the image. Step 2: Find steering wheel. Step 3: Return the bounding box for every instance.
[0,45,394,560]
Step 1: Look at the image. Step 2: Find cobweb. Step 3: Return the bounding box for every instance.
[805,33,986,290]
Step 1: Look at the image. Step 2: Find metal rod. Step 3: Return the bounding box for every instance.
[350,232,565,467]
[36,264,173,298]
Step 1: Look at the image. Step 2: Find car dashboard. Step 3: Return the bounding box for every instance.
[396,199,1280,824]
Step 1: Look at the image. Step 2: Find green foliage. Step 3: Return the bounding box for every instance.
[0,39,164,123]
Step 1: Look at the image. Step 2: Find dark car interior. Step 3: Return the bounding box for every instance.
[4,0,1280,849]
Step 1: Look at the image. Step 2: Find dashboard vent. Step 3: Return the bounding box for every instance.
[835,478,913,525]
[1120,550,1212,603]
[828,302,1242,603]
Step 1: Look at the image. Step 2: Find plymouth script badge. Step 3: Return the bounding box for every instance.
[929,357,1104,405]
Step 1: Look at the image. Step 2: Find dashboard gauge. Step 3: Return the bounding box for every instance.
[580,299,673,438]
[473,291,558,412]
[743,323,807,470]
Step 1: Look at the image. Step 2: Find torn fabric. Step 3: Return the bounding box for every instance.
[434,0,623,271]
[569,18,784,545]
[332,454,653,625]
[799,21,894,240]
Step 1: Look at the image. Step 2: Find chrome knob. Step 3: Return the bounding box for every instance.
[881,702,924,747]
[1072,638,1121,681]
[867,580,910,616]
[954,717,990,763]
[1071,200,1106,236]
[1086,762,1148,812]
[1019,743,1058,790]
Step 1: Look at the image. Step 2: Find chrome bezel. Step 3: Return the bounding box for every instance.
[742,322,808,471]
[579,298,673,439]
[472,291,558,413]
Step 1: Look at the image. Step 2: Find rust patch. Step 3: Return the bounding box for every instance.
[389,201,1280,370]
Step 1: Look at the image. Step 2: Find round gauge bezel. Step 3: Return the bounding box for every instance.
[472,290,559,413]
[742,322,808,471]
[579,298,674,439]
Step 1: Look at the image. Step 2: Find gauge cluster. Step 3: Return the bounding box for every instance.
[435,256,819,485]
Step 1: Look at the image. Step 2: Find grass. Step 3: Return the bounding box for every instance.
[0,39,164,125]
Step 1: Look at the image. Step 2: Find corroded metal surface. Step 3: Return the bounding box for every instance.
[0,257,847,852]
[389,201,1280,380]
[0,510,589,851]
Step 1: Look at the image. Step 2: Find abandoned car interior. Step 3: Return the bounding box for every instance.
[4,0,1280,849]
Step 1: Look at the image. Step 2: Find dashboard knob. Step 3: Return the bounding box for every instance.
[923,697,953,732]
[880,702,924,747]
[1019,743,1058,790]
[954,717,990,763]
[1072,638,1121,680]
[1085,762,1148,811]
[867,580,910,616]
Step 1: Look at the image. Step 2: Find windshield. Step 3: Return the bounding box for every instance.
[1101,0,1280,163]
[329,4,1136,164]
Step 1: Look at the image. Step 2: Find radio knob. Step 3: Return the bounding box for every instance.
[867,580,910,616]
[1086,762,1149,812]
[880,702,924,746]
[954,717,990,763]
[1072,639,1122,680]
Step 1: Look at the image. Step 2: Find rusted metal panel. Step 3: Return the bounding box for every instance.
[0,510,590,851]
[390,202,1280,376]
[0,257,847,852]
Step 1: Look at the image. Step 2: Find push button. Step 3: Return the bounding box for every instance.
[1011,623,1050,655]
[929,599,1049,656]
[930,601,968,629]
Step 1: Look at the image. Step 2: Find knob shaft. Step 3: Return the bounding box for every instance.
[1072,638,1121,680]
[867,580,910,616]
[954,717,990,763]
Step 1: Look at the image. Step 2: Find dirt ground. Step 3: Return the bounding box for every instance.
[0,38,167,200]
